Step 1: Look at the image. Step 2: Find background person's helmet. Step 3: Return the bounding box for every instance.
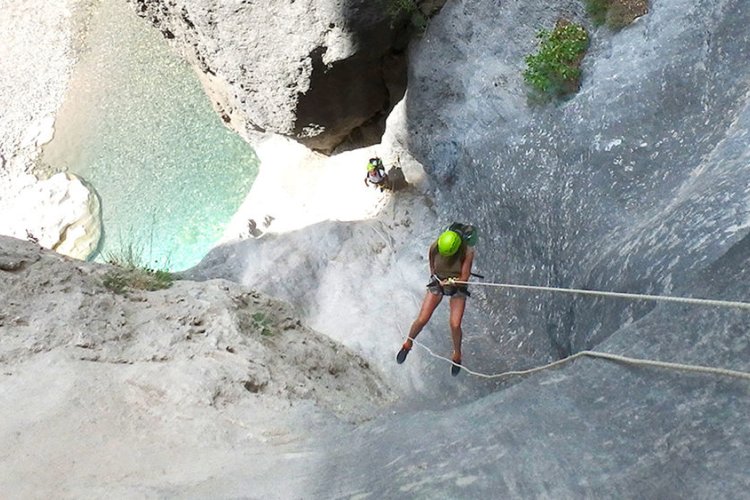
[437,230,462,256]
[367,158,380,171]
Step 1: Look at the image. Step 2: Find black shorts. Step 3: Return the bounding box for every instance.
[427,282,470,298]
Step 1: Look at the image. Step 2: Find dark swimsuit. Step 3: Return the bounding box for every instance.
[428,242,470,297]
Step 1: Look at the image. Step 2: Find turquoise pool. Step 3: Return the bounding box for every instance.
[43,0,258,271]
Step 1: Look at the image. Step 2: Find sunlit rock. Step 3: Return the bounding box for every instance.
[0,172,101,260]
[19,115,56,149]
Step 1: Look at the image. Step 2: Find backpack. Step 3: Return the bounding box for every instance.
[447,222,478,247]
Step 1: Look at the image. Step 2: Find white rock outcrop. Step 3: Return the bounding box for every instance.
[0,172,102,260]
[0,235,392,497]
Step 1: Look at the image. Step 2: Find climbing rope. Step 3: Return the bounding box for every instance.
[409,337,750,381]
[400,280,750,381]
[453,280,750,310]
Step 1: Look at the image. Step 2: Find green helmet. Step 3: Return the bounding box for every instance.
[437,230,462,256]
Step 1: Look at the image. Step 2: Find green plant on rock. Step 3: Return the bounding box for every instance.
[523,20,590,99]
[251,311,274,336]
[102,241,173,294]
[386,0,428,32]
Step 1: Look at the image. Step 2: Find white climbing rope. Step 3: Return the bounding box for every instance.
[453,280,750,310]
[408,337,750,381]
[399,280,750,381]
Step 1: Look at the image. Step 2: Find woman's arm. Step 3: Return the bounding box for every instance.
[428,242,437,275]
[459,247,475,282]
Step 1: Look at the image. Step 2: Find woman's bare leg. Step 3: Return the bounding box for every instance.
[448,296,467,361]
[406,291,443,346]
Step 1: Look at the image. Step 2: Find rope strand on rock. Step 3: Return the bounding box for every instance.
[399,279,750,381]
[408,337,750,381]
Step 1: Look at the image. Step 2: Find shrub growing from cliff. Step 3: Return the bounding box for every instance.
[585,0,649,29]
[251,312,274,337]
[386,0,427,32]
[102,242,173,294]
[523,20,589,99]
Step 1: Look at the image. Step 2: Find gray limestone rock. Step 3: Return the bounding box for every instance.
[0,239,40,271]
[190,0,750,497]
[401,0,750,360]
[4,0,750,497]
[0,231,396,494]
[320,0,750,496]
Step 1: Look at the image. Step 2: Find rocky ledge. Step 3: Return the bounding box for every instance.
[0,235,392,422]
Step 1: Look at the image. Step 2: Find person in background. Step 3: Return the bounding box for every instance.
[364,157,389,191]
[397,223,477,376]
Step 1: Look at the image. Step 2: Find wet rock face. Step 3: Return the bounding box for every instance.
[128,0,410,152]
[404,0,750,356]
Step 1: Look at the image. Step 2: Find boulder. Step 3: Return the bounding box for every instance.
[0,234,393,497]
[128,0,414,152]
[0,172,102,260]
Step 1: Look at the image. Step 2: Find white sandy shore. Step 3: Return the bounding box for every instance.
[221,96,428,242]
[0,0,101,259]
[221,135,395,241]
[0,0,74,190]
